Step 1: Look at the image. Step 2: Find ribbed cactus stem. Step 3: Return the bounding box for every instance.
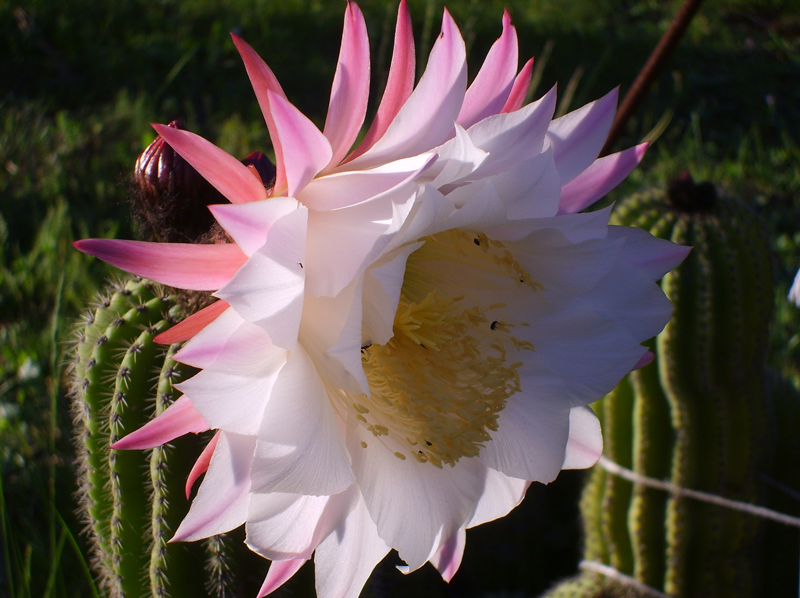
[149,345,209,597]
[72,279,173,589]
[544,176,775,598]
[109,311,173,596]
[628,344,673,589]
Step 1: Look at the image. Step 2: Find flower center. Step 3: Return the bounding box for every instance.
[347,229,537,468]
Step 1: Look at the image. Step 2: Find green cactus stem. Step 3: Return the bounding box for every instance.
[544,174,775,598]
[69,277,252,597]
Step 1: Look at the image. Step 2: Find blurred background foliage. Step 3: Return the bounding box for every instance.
[1,0,799,595]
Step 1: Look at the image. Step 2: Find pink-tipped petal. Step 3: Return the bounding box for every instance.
[268,91,333,197]
[558,143,649,214]
[430,528,466,582]
[111,396,210,450]
[171,432,255,541]
[501,57,534,113]
[345,8,466,170]
[633,350,655,370]
[457,9,518,128]
[153,123,267,204]
[562,406,603,470]
[73,239,246,291]
[231,34,288,193]
[186,430,221,499]
[546,87,618,185]
[346,0,415,162]
[324,1,371,167]
[155,300,230,345]
[257,559,307,598]
[210,196,301,256]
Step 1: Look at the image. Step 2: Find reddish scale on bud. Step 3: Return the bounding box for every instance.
[131,121,277,244]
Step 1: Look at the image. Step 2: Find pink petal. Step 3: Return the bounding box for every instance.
[346,0,415,162]
[153,123,267,204]
[257,559,307,598]
[231,34,289,193]
[546,87,618,185]
[111,396,210,450]
[209,196,302,256]
[155,300,229,345]
[457,9,518,129]
[633,350,655,370]
[558,143,649,214]
[268,90,333,197]
[562,406,603,470]
[73,239,246,291]
[344,8,466,171]
[323,1,370,167]
[186,430,221,499]
[430,528,466,582]
[501,57,534,113]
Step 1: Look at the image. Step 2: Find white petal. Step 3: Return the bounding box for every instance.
[176,343,286,435]
[250,345,354,496]
[362,242,423,346]
[348,427,484,571]
[216,205,308,350]
[486,147,560,222]
[314,490,390,598]
[246,493,329,559]
[468,467,529,528]
[304,174,421,298]
[460,86,557,182]
[479,397,571,483]
[562,406,603,469]
[427,124,488,188]
[209,197,301,257]
[608,224,692,281]
[434,179,507,233]
[172,432,255,541]
[299,153,434,211]
[515,306,644,406]
[301,277,369,394]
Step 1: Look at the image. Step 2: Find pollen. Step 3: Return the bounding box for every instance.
[346,229,537,468]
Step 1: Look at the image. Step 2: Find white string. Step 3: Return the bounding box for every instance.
[579,560,674,598]
[597,455,800,528]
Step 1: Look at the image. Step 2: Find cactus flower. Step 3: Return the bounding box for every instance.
[74,2,689,596]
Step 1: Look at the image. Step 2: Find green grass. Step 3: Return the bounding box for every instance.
[1,0,799,595]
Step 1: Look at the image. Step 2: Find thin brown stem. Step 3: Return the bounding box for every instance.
[601,0,705,156]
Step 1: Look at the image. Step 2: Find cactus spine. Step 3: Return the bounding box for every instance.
[70,277,256,597]
[545,176,776,598]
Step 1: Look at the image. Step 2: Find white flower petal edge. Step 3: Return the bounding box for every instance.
[75,2,690,597]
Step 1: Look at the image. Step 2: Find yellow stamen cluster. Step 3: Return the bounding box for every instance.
[346,229,537,467]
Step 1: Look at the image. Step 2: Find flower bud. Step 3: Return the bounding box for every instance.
[131,122,276,244]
